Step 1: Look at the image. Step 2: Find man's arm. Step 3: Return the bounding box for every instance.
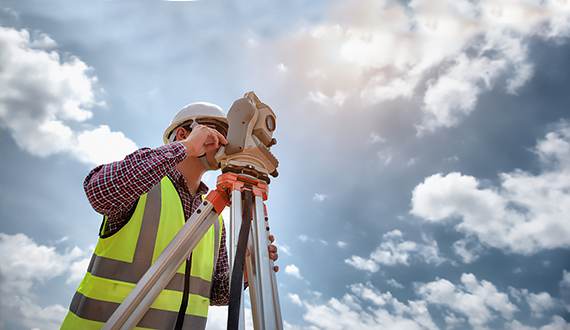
[84,142,187,221]
[210,224,230,306]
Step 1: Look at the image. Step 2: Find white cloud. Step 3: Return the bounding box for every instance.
[278,63,288,72]
[345,230,446,272]
[285,264,303,280]
[418,54,509,133]
[417,273,517,328]
[507,316,570,330]
[0,233,88,329]
[541,317,570,330]
[54,236,69,244]
[74,125,138,165]
[0,26,137,165]
[386,278,404,289]
[297,234,327,247]
[294,274,567,330]
[443,312,466,329]
[66,256,91,284]
[452,238,484,264]
[313,193,328,202]
[205,306,253,330]
[265,0,570,132]
[307,90,347,107]
[3,298,67,330]
[336,241,348,248]
[509,287,558,318]
[302,282,437,330]
[276,243,292,256]
[205,306,227,330]
[526,292,557,318]
[411,122,570,254]
[377,150,393,166]
[369,132,386,144]
[345,255,380,273]
[288,293,303,307]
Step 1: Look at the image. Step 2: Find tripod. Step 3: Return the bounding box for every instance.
[101,170,283,330]
[102,91,281,330]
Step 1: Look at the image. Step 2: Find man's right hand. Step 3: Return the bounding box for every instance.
[180,124,228,157]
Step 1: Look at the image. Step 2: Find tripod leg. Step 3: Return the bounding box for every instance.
[264,204,283,328]
[245,209,263,329]
[246,195,283,330]
[229,190,246,330]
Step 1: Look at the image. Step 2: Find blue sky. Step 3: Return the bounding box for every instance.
[1,1,570,329]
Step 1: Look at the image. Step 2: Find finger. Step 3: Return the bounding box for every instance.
[208,128,220,148]
[214,130,228,145]
[204,134,216,146]
[268,234,275,242]
[269,252,278,261]
[268,245,277,253]
[273,265,279,272]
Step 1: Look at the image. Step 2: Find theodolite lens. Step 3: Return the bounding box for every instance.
[266,115,276,132]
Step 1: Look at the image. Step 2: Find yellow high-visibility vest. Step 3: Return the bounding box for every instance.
[61,177,223,330]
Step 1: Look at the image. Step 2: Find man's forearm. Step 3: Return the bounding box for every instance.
[83,142,187,218]
[210,224,231,305]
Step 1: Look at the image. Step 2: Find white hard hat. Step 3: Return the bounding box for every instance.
[163,102,227,144]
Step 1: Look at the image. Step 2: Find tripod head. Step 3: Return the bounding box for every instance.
[215,92,279,182]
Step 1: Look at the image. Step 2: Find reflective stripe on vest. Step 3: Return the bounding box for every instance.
[61,177,223,330]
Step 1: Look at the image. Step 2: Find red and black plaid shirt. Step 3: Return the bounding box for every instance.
[83,141,230,305]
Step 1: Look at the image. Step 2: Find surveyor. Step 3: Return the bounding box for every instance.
[61,102,279,329]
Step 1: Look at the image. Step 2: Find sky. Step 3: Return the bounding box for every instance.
[0,0,570,329]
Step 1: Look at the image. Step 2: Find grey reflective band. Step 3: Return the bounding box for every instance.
[87,254,212,296]
[133,183,163,266]
[70,291,207,330]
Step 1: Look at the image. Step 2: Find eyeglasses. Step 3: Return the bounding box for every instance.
[181,119,228,138]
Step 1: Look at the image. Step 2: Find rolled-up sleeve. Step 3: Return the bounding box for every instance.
[83,142,187,221]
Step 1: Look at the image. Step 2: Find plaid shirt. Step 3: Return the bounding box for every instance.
[83,141,230,306]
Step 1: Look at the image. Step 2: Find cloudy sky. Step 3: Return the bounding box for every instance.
[1,0,569,329]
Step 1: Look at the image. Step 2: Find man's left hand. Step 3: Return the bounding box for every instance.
[268,234,279,272]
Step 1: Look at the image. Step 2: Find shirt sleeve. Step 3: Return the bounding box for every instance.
[83,142,187,223]
[210,223,231,306]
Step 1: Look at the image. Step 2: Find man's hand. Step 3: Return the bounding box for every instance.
[180,124,228,157]
[243,232,279,286]
[268,234,279,272]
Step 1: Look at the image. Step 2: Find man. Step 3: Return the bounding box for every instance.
[61,102,279,329]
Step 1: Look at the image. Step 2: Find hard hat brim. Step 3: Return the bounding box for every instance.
[163,115,227,144]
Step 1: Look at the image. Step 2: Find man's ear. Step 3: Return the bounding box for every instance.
[174,127,188,141]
